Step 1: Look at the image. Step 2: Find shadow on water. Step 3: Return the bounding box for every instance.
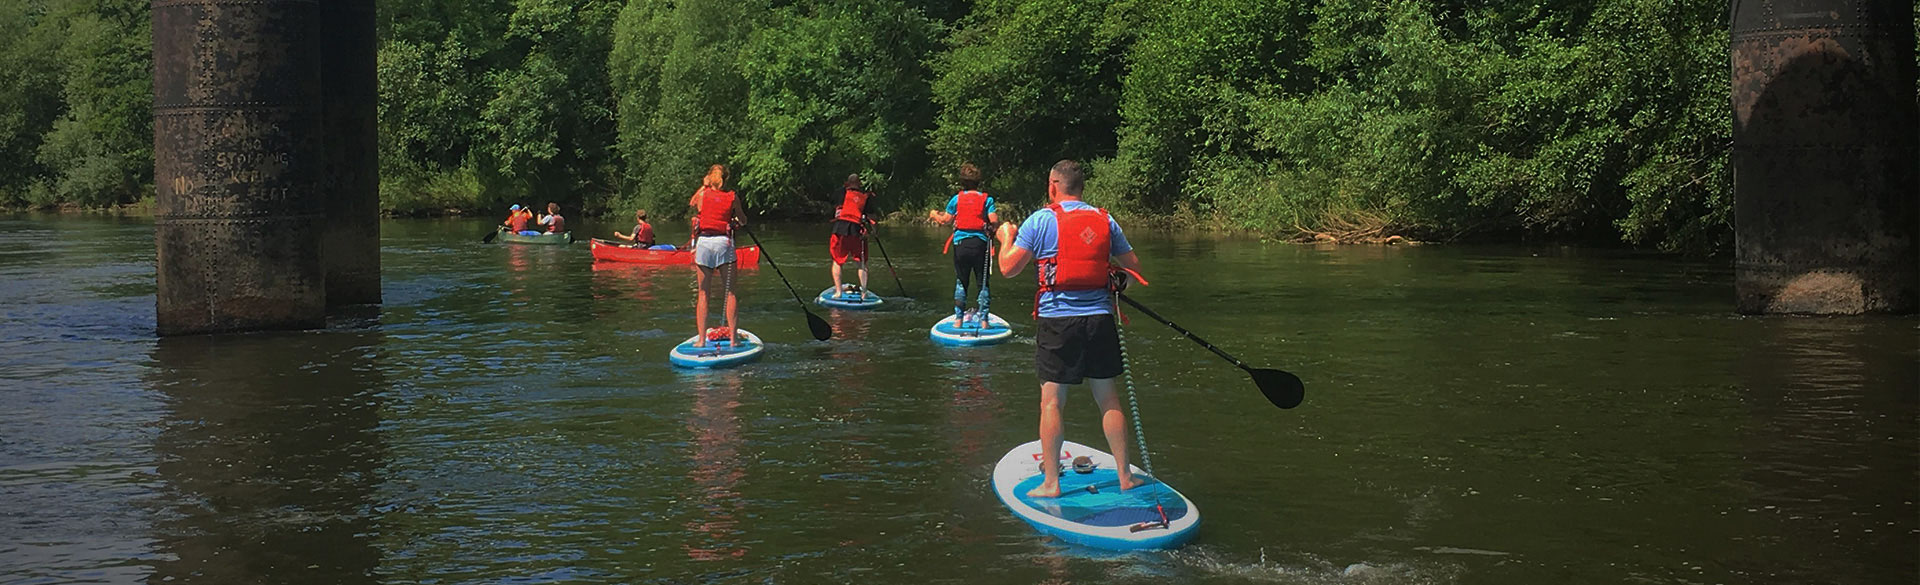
[144,330,388,584]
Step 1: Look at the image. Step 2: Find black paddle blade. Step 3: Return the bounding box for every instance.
[481,230,498,243]
[804,309,833,341]
[1248,367,1305,409]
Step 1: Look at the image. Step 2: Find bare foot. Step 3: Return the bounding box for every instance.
[1117,475,1146,492]
[729,335,741,347]
[1025,482,1062,498]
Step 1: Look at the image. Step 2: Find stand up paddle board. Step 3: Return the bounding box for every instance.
[816,287,884,310]
[668,329,764,368]
[992,440,1199,550]
[930,313,1013,346]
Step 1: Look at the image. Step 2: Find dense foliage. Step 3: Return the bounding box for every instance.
[5,0,1899,253]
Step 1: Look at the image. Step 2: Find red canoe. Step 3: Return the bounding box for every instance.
[590,238,761,266]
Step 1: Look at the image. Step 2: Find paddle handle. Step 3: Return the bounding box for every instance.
[1116,293,1252,372]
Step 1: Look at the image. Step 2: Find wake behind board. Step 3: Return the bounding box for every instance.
[668,329,764,369]
[930,313,1013,346]
[992,440,1199,550]
[815,287,884,310]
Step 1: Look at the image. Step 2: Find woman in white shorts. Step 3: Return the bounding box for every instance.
[688,164,744,347]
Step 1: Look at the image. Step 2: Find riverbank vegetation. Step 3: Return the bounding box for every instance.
[7,0,1890,253]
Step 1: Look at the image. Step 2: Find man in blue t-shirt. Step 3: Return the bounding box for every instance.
[994,159,1145,499]
[927,163,1000,325]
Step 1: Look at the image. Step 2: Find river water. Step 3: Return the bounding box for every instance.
[1,215,1913,585]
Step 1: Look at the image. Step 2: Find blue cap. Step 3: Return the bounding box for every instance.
[509,204,522,211]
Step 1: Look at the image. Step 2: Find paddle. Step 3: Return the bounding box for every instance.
[1115,292,1305,409]
[735,224,833,341]
[864,220,909,298]
[482,227,499,243]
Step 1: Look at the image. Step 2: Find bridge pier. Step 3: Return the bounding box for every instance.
[321,0,381,307]
[153,0,380,335]
[1730,0,1918,315]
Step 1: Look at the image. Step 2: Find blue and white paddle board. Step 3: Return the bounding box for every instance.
[992,440,1199,550]
[930,313,1013,346]
[668,329,764,369]
[815,287,884,310]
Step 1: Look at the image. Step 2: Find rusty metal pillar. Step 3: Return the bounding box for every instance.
[153,0,326,335]
[1730,0,1919,314]
[319,0,381,306]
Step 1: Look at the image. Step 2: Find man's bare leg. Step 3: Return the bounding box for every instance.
[1088,377,1143,491]
[1026,381,1069,498]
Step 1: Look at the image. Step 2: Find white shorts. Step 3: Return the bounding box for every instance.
[694,236,735,268]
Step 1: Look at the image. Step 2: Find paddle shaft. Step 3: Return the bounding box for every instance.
[736,224,812,307]
[1116,293,1254,373]
[866,224,909,297]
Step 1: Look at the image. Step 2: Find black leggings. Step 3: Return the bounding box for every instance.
[952,237,990,309]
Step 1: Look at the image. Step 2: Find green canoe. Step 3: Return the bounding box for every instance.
[496,229,574,245]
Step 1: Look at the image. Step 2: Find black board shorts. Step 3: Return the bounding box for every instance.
[1035,314,1123,384]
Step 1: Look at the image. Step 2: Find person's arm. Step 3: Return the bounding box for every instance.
[614,231,633,241]
[986,197,1000,226]
[995,222,1032,277]
[928,195,957,224]
[729,198,746,227]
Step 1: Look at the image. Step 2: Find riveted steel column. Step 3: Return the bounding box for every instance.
[319,0,380,306]
[1730,0,1919,314]
[153,0,326,335]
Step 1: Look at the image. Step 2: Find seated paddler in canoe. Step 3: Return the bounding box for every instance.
[611,209,677,250]
[538,202,566,234]
[502,204,538,235]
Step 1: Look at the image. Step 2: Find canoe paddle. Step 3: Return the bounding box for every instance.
[736,224,833,341]
[865,221,910,298]
[1116,292,1305,409]
[482,228,499,243]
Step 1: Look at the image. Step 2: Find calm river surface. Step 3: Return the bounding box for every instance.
[2,215,1914,585]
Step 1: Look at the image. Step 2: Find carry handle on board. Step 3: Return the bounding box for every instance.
[1116,292,1305,409]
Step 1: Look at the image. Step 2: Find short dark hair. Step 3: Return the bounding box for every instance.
[1050,160,1085,196]
[957,163,982,191]
[844,173,863,190]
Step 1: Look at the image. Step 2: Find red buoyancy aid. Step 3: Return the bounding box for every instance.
[507,211,531,232]
[1036,202,1114,292]
[696,188,736,235]
[546,214,565,233]
[836,189,868,223]
[634,222,655,244]
[953,190,988,231]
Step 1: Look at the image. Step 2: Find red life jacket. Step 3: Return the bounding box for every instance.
[1035,202,1113,293]
[953,190,988,231]
[507,211,531,232]
[696,188,736,236]
[546,214,565,233]
[836,188,868,223]
[633,221,655,244]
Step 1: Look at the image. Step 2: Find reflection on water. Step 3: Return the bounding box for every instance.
[683,373,749,561]
[144,331,387,584]
[0,217,1914,585]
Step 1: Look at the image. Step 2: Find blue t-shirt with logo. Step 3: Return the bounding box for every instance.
[943,192,998,245]
[1012,200,1132,318]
